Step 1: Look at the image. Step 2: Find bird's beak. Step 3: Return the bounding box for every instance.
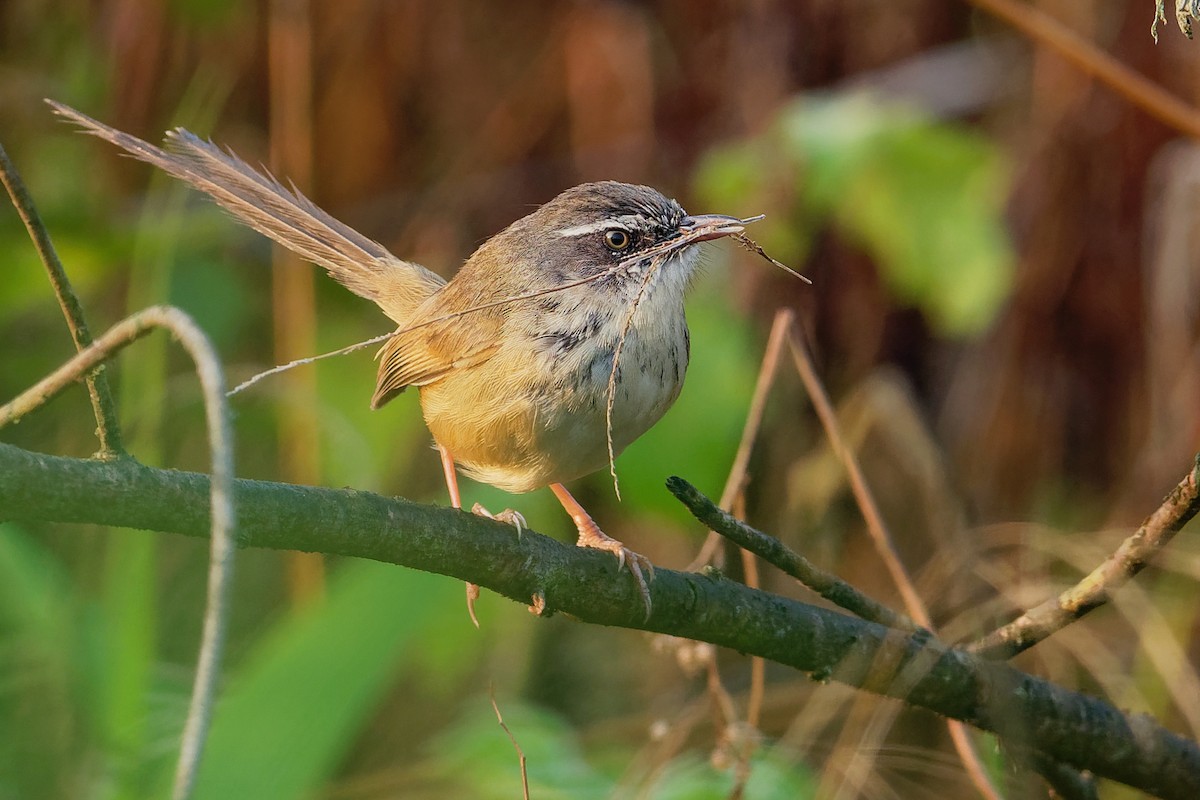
[679,214,745,242]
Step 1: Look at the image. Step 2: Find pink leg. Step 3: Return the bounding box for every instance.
[439,444,462,509]
[439,444,480,627]
[549,483,654,616]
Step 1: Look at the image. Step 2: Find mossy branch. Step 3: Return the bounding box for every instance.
[1,442,1198,798]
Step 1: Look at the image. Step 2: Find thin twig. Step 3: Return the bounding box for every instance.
[730,491,763,800]
[784,327,1002,800]
[731,233,812,284]
[669,477,920,631]
[969,454,1200,660]
[0,141,124,456]
[489,686,530,800]
[964,0,1200,139]
[0,305,236,800]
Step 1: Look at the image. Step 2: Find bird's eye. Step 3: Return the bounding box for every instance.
[604,229,632,252]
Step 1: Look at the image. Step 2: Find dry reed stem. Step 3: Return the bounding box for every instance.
[267,0,326,605]
[966,0,1200,139]
[686,308,792,571]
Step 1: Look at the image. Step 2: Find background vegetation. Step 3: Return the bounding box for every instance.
[1,1,1198,797]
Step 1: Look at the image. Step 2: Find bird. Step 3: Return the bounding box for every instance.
[48,99,748,621]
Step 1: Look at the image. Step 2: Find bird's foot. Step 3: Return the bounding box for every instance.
[464,504,528,628]
[575,521,654,619]
[471,503,527,538]
[529,591,547,616]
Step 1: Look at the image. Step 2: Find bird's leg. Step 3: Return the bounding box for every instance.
[440,445,526,626]
[549,483,654,617]
[438,444,483,627]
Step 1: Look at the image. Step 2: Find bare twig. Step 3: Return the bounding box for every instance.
[964,0,1200,139]
[970,454,1200,660]
[0,142,124,456]
[0,305,236,800]
[488,686,530,800]
[669,477,919,632]
[731,232,811,284]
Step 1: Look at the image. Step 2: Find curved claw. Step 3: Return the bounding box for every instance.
[576,529,654,620]
[466,582,481,629]
[549,484,654,619]
[471,503,527,538]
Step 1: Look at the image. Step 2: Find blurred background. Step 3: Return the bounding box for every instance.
[2,1,1199,797]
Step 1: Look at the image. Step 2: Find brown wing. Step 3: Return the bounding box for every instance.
[370,300,504,409]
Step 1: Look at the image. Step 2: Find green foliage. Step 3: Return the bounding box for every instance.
[186,561,471,800]
[0,524,90,799]
[643,753,817,799]
[429,699,818,799]
[431,699,610,799]
[697,93,1015,336]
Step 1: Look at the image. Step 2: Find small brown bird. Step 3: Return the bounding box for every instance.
[50,100,747,619]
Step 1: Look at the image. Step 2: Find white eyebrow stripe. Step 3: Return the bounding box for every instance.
[554,214,645,238]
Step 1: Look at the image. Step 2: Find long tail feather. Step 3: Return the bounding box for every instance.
[47,100,444,322]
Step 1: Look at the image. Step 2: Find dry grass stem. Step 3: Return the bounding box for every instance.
[230,268,619,396]
[784,326,1002,800]
[488,687,530,800]
[731,231,811,284]
[970,455,1200,659]
[604,253,665,500]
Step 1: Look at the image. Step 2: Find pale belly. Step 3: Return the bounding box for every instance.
[418,319,689,494]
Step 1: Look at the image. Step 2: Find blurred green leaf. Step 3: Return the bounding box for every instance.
[186,561,468,800]
[0,524,91,798]
[698,92,1015,336]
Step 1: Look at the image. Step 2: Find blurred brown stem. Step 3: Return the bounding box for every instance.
[0,141,124,456]
[269,0,325,604]
[785,321,1001,800]
[964,0,1200,140]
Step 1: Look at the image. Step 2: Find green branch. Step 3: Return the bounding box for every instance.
[1,441,1197,799]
